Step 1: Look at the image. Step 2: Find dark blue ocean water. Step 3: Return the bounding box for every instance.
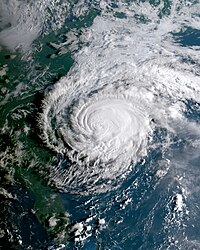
[0,1,200,250]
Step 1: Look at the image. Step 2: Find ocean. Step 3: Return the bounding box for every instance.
[0,0,200,249]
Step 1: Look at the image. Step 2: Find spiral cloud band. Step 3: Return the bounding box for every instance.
[67,95,150,161]
[40,82,153,194]
[39,2,200,194]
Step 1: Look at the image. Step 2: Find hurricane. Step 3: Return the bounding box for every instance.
[39,1,200,195]
[1,0,200,249]
[40,79,154,193]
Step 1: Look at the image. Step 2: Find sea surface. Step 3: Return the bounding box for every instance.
[0,1,200,249]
